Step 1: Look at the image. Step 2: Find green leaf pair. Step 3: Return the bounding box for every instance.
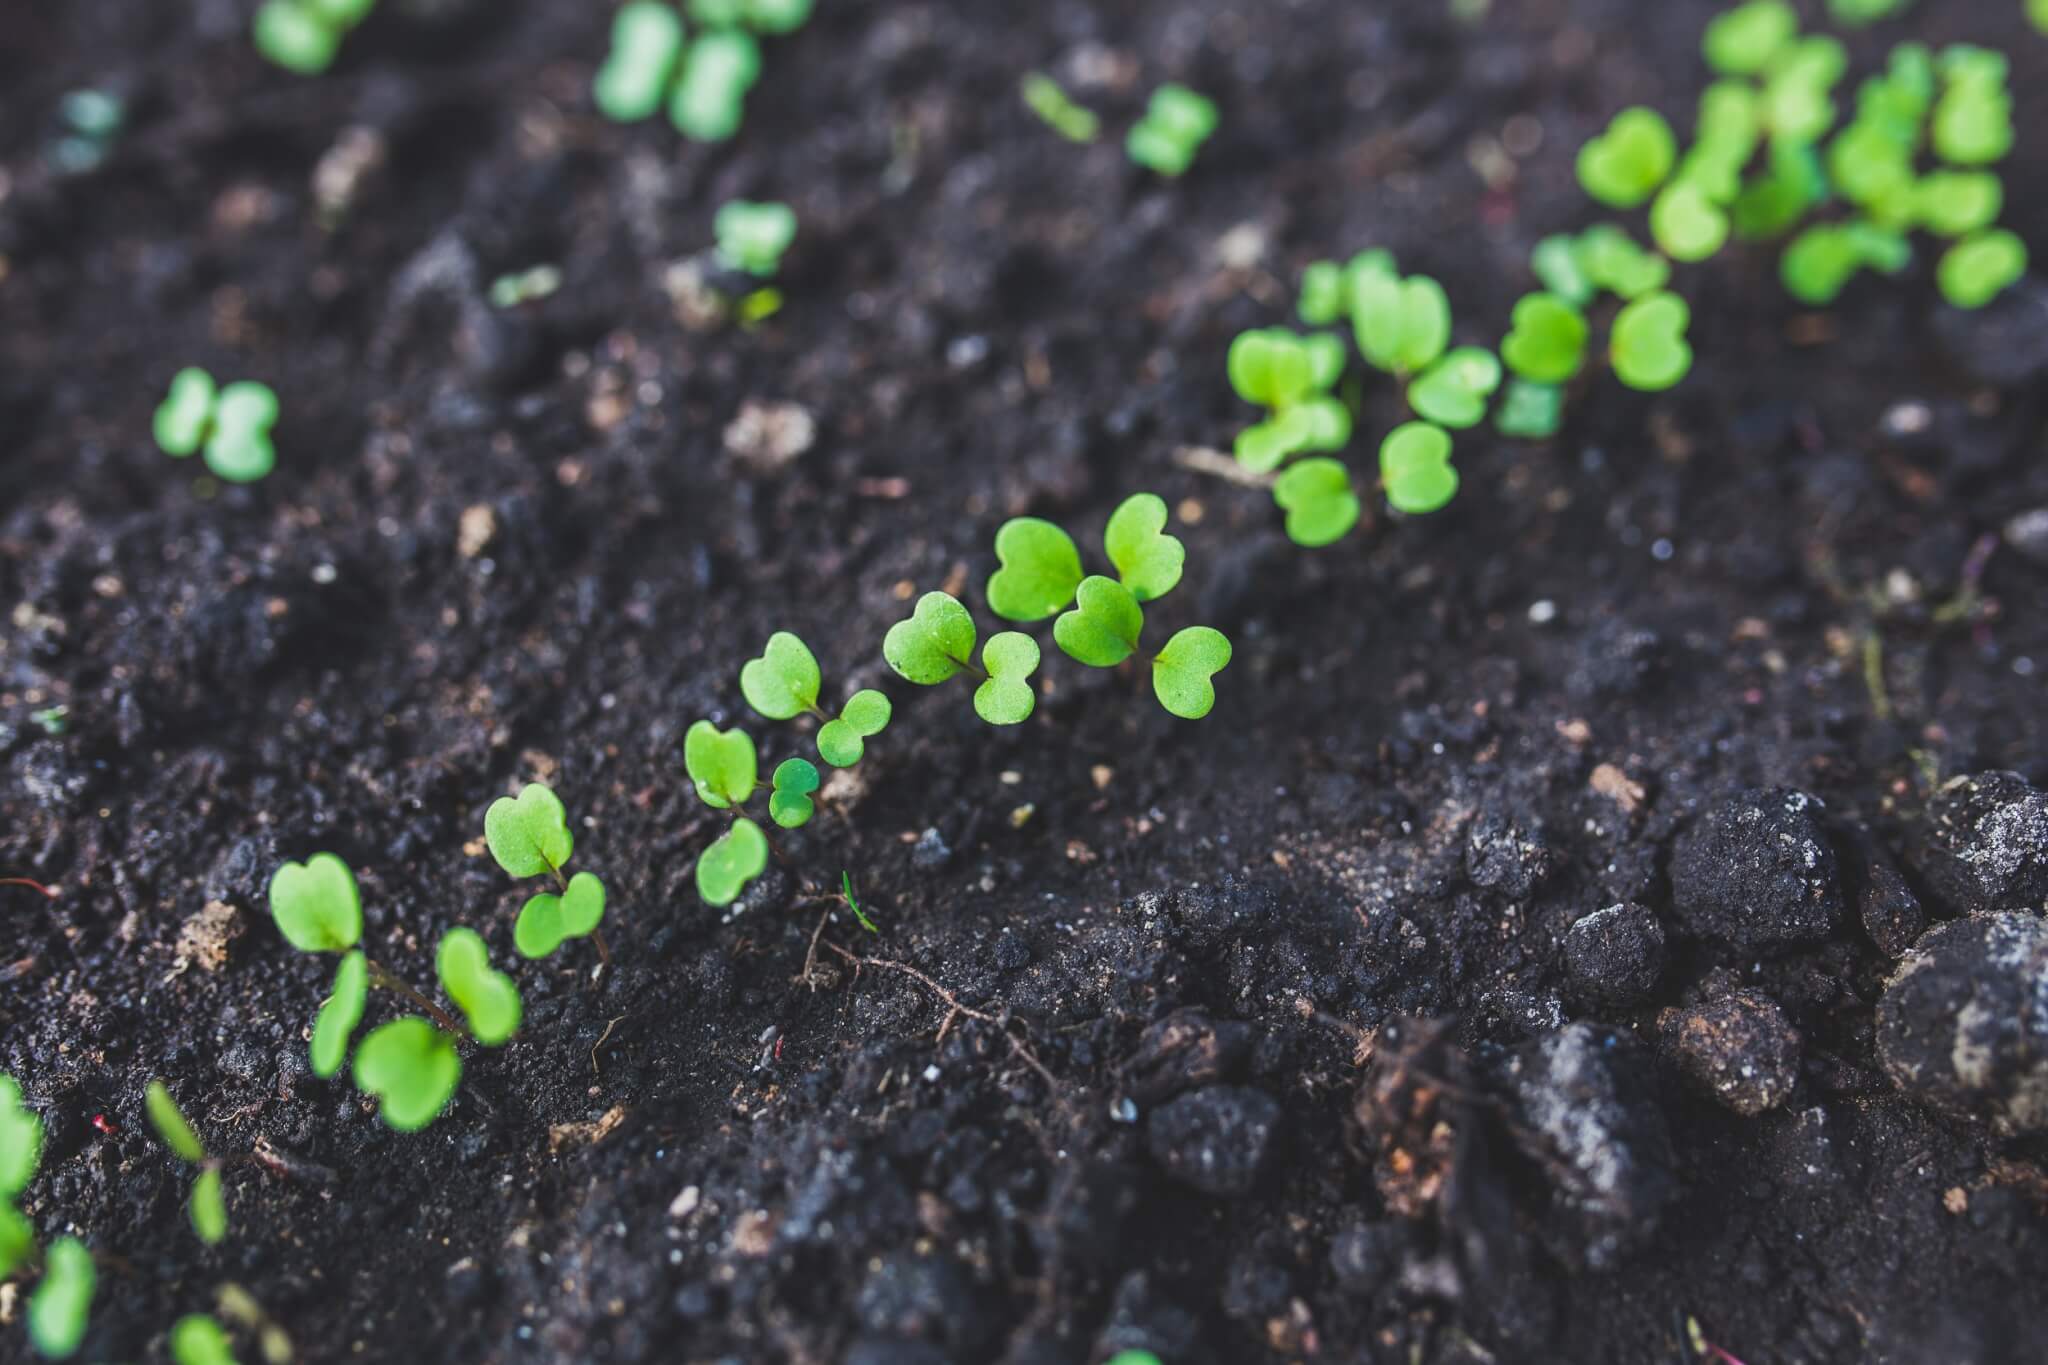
[1272,459,1360,547]
[1406,347,1503,429]
[988,493,1185,621]
[1021,72,1100,144]
[252,0,374,76]
[1937,229,2027,311]
[884,592,1043,723]
[1534,227,1667,306]
[486,783,610,962]
[1576,107,1675,209]
[1780,221,1910,305]
[1762,37,1847,145]
[714,200,797,278]
[740,631,894,767]
[687,721,759,807]
[152,368,279,484]
[1609,292,1693,391]
[1649,181,1730,263]
[1351,269,1451,376]
[1227,330,1349,470]
[769,757,821,827]
[170,1315,239,1365]
[1495,380,1564,440]
[436,928,522,1045]
[28,1236,94,1359]
[144,1082,226,1246]
[593,5,766,141]
[1379,422,1458,516]
[1931,67,2012,168]
[1702,0,1796,77]
[1125,83,1218,177]
[1500,294,1589,385]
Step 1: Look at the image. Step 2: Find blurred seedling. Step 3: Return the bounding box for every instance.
[253,0,374,76]
[739,632,894,766]
[1938,228,2027,310]
[144,1083,228,1246]
[1,1077,96,1360]
[153,369,279,484]
[685,721,776,905]
[1021,72,1100,143]
[488,265,562,309]
[593,2,796,141]
[48,90,123,176]
[840,871,877,934]
[169,1315,239,1365]
[714,199,797,277]
[1126,83,1217,177]
[484,783,611,965]
[1227,328,1352,472]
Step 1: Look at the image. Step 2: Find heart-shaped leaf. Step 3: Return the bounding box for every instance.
[1152,626,1233,720]
[27,1236,94,1359]
[1227,329,1316,409]
[1733,142,1825,240]
[189,1166,226,1246]
[883,592,976,684]
[269,852,363,954]
[1764,37,1847,145]
[203,381,278,484]
[435,928,522,1046]
[974,632,1040,725]
[252,0,342,75]
[1293,395,1354,451]
[353,1017,462,1132]
[1915,171,2003,238]
[1380,422,1459,515]
[1650,181,1731,263]
[697,818,770,907]
[311,949,368,1078]
[1352,271,1451,375]
[514,871,608,960]
[145,1081,206,1163]
[1937,228,2027,310]
[154,368,216,457]
[1104,494,1185,602]
[1053,576,1144,668]
[740,631,822,719]
[986,518,1084,621]
[685,720,758,808]
[1495,380,1565,439]
[715,199,798,277]
[484,783,574,877]
[769,757,821,828]
[1271,457,1361,548]
[0,1205,31,1280]
[593,2,687,122]
[669,29,762,142]
[1500,293,1590,385]
[1576,107,1676,208]
[1234,407,1316,473]
[1298,260,1345,325]
[1610,291,1693,391]
[1702,0,1796,76]
[1574,226,1670,299]
[817,688,891,766]
[1779,225,1863,304]
[1692,80,1761,173]
[0,1076,43,1198]
[1406,347,1503,429]
[171,1315,237,1365]
[1304,333,1347,391]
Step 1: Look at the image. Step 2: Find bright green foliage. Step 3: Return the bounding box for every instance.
[1054,577,1143,668]
[686,721,759,808]
[311,950,367,1077]
[841,871,877,933]
[153,370,279,483]
[1679,82,1761,201]
[740,632,822,718]
[768,758,821,827]
[1021,73,1099,143]
[154,369,215,456]
[1352,270,1451,375]
[1702,1,1795,76]
[1827,0,1911,23]
[353,1018,461,1132]
[1530,236,1592,308]
[1827,120,1915,218]
[1650,181,1730,262]
[884,592,976,684]
[190,1167,227,1246]
[1298,260,1345,325]
[253,0,373,75]
[974,633,1040,725]
[714,200,796,277]
[1575,108,1675,208]
[1271,458,1359,548]
[489,265,563,309]
[0,1074,43,1198]
[1228,328,1318,408]
[1104,493,1185,602]
[170,1315,239,1365]
[987,519,1084,621]
[593,2,686,121]
[1103,1354,1164,1365]
[1571,226,1669,300]
[1406,347,1502,429]
[1609,292,1693,391]
[1379,422,1458,515]
[484,784,573,877]
[1226,329,1348,469]
[1126,83,1218,177]
[0,1204,32,1279]
[268,853,363,954]
[1500,293,1589,385]
[1780,223,1891,304]
[1763,37,1848,144]
[696,818,769,906]
[514,872,607,959]
[1915,171,2002,237]
[737,0,812,35]
[146,1081,206,1163]
[1931,62,2012,167]
[2032,0,2048,34]
[1732,142,1824,239]
[817,690,891,767]
[671,29,761,141]
[28,1236,94,1359]
[1495,380,1564,439]
[1937,229,2027,310]
[435,929,522,1046]
[1152,628,1232,721]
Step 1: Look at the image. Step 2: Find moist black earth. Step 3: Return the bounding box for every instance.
[5,1,2048,1363]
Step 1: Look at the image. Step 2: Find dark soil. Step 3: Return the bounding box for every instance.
[5,1,2048,1362]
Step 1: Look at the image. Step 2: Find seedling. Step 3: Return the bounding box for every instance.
[1702,1,1795,76]
[1914,171,2001,237]
[1104,1354,1165,1365]
[840,871,877,933]
[170,1316,238,1365]
[1126,84,1218,177]
[1,1074,42,1278]
[1609,291,1693,390]
[769,758,820,827]
[672,29,763,141]
[253,0,374,76]
[1495,380,1565,439]
[489,265,563,309]
[1379,422,1458,515]
[975,633,1041,725]
[144,1082,227,1246]
[1570,226,1670,299]
[1649,180,1730,262]
[1227,328,1350,471]
[1406,347,1503,429]
[1351,268,1451,377]
[1272,458,1360,547]
[28,1237,93,1359]
[0,1079,89,1359]
[435,930,522,1045]
[153,369,279,484]
[1930,50,2012,167]
[1576,108,1675,209]
[987,493,1186,620]
[715,200,796,278]
[689,0,813,29]
[1780,221,1907,304]
[1828,0,1911,24]
[683,721,797,904]
[484,783,611,964]
[353,1018,460,1132]
[1055,578,1143,667]
[594,1,801,139]
[594,2,687,120]
[1763,37,1847,145]
[1021,73,1100,143]
[49,90,124,176]
[1298,260,1345,326]
[1500,293,1590,385]
[738,631,894,766]
[1937,229,2027,310]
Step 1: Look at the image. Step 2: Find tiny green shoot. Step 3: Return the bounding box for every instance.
[1571,225,1670,299]
[1271,458,1359,548]
[1702,0,1796,76]
[1609,291,1693,391]
[1054,577,1144,668]
[1495,380,1564,439]
[714,200,796,278]
[594,2,686,122]
[987,519,1084,621]
[1351,270,1451,376]
[671,29,762,141]
[145,1082,226,1246]
[1575,107,1676,208]
[489,265,563,309]
[1126,84,1218,177]
[153,369,279,484]
[1103,493,1186,601]
[1379,422,1458,515]
[1,1074,43,1280]
[1021,72,1100,143]
[769,757,821,828]
[884,592,977,684]
[1152,627,1233,721]
[27,1236,94,1359]
[435,929,522,1046]
[353,1018,461,1132]
[696,818,769,906]
[974,632,1040,725]
[1937,228,2027,310]
[840,871,877,933]
[1500,293,1589,385]
[170,1315,239,1365]
[486,782,610,963]
[253,0,374,76]
[740,632,893,767]
[1298,260,1346,326]
[1406,346,1503,429]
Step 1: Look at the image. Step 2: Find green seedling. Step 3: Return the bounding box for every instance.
[1126,83,1217,177]
[312,951,367,1079]
[769,757,821,827]
[696,818,769,906]
[1,1074,43,1279]
[988,519,1084,621]
[1152,627,1233,720]
[1731,141,1825,240]
[840,871,877,933]
[1351,270,1451,376]
[1680,82,1762,202]
[1054,577,1143,668]
[2032,0,2048,34]
[485,782,611,964]
[28,1237,94,1359]
[672,29,762,141]
[1271,458,1359,547]
[435,930,522,1046]
[152,369,279,484]
[1104,493,1186,601]
[686,719,760,797]
[1780,222,1908,304]
[1762,36,1847,145]
[1827,118,1915,219]
[714,200,796,277]
[1104,1354,1165,1365]
[974,633,1040,725]
[145,1082,227,1246]
[1576,108,1675,208]
[1495,380,1564,439]
[1298,260,1346,326]
[1937,228,2027,310]
[1379,422,1458,515]
[594,2,686,121]
[885,592,978,684]
[253,0,374,76]
[1021,72,1099,143]
[1572,225,1670,299]
[1702,0,1795,76]
[1500,293,1589,385]
[1609,291,1692,390]
[1406,347,1502,429]
[489,265,563,309]
[353,1018,461,1132]
[1931,63,2012,167]
[1650,181,1730,262]
[684,723,796,903]
[1227,329,1350,471]
[30,705,67,737]
[170,1316,238,1365]
[738,632,894,767]
[1530,236,1594,308]
[1914,171,2002,237]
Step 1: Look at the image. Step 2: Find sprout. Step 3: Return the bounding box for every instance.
[1930,61,2012,167]
[1126,84,1218,177]
[768,757,821,828]
[252,0,374,76]
[671,29,762,141]
[817,690,892,767]
[1297,260,1346,326]
[170,1315,239,1365]
[353,1018,461,1132]
[730,0,813,36]
[152,369,279,484]
[1021,73,1100,143]
[1575,108,1675,209]
[1053,577,1143,668]
[1351,270,1451,376]
[1914,171,2002,237]
[1530,236,1593,308]
[1152,628,1233,720]
[1379,422,1458,515]
[2033,0,2048,34]
[1271,458,1360,548]
[311,951,367,1079]
[267,853,362,954]
[974,633,1041,725]
[696,818,769,906]
[987,519,1084,621]
[1495,380,1565,439]
[1227,329,1349,470]
[1406,347,1503,429]
[1,1074,43,1200]
[1649,181,1730,262]
[1762,37,1846,145]
[1500,294,1589,385]
[593,2,686,121]
[1104,1354,1164,1365]
[1702,0,1795,76]
[488,265,563,309]
[1609,291,1693,391]
[739,632,894,767]
[1678,82,1761,199]
[27,1236,94,1359]
[686,721,759,807]
[714,200,796,278]
[485,783,610,963]
[884,592,978,684]
[1732,141,1825,239]
[144,1082,226,1246]
[1937,229,2027,310]
[1104,493,1186,602]
[1780,223,1906,304]
[840,871,878,933]
[1571,226,1671,300]
[435,929,522,1046]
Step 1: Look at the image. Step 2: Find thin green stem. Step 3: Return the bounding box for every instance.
[364,957,462,1035]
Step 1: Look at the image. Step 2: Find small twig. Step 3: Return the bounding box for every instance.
[822,941,1058,1095]
[796,901,834,991]
[363,958,463,1035]
[591,1015,626,1077]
